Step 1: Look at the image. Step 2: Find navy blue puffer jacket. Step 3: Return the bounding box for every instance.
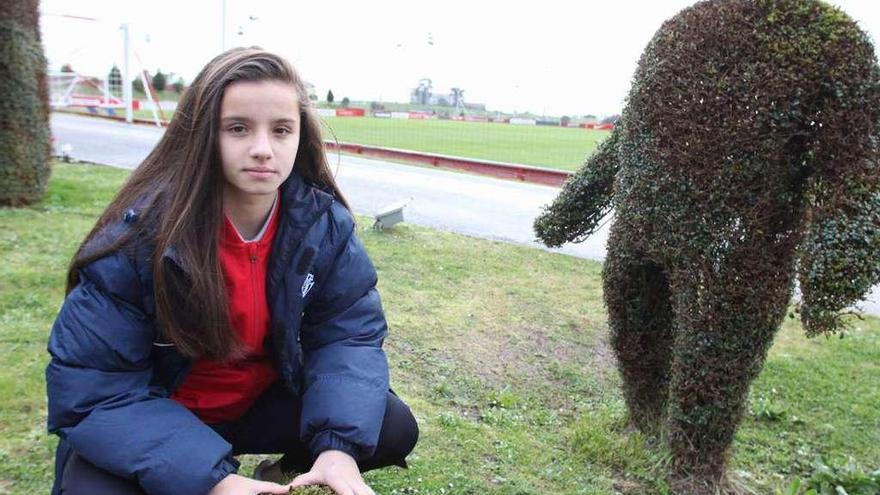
[46,173,390,495]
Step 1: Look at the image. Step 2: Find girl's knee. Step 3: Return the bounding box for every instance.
[61,453,145,495]
[386,392,419,458]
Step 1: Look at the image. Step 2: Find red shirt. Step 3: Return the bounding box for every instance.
[171,199,280,423]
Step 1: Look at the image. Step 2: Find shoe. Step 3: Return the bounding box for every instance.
[252,459,286,483]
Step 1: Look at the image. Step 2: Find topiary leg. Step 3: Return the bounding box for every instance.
[603,231,675,431]
[664,253,793,490]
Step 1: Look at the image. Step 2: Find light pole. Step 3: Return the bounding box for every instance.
[121,22,132,123]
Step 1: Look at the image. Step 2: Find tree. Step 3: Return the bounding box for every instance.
[108,65,122,96]
[341,96,350,107]
[0,0,52,206]
[132,78,144,93]
[326,90,334,104]
[151,69,167,92]
[60,63,74,73]
[173,77,185,94]
[535,1,880,492]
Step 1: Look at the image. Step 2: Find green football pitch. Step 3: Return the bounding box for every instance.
[320,116,609,172]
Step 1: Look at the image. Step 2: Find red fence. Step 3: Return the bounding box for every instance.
[325,141,572,187]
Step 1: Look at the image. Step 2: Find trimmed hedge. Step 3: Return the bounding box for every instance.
[535,0,880,491]
[0,0,52,206]
[534,130,619,247]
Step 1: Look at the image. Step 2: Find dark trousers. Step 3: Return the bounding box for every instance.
[58,385,418,494]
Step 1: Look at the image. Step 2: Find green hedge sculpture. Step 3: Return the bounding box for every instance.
[536,0,880,491]
[0,0,52,206]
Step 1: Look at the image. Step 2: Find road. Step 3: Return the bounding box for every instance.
[50,112,880,316]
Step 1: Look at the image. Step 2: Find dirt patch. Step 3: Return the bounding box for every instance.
[589,332,619,374]
[613,478,649,494]
[441,320,619,394]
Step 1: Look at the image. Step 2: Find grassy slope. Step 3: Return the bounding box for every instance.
[0,163,877,494]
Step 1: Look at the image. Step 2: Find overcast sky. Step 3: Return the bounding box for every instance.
[40,0,880,117]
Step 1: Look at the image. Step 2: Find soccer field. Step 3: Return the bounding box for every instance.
[320,116,609,172]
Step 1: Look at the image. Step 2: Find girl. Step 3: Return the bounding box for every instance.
[46,47,418,495]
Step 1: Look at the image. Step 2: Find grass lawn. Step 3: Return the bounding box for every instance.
[0,163,877,494]
[321,116,607,172]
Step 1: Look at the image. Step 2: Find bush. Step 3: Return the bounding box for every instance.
[0,0,52,205]
[340,96,350,107]
[535,0,880,491]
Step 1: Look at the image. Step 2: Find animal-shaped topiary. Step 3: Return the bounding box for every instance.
[535,0,880,491]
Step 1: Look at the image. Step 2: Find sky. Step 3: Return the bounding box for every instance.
[39,0,880,118]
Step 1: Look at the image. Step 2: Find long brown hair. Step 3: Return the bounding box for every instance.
[67,47,348,359]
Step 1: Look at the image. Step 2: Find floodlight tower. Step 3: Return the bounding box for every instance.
[452,88,465,116]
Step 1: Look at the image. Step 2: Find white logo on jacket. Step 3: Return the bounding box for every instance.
[301,273,315,298]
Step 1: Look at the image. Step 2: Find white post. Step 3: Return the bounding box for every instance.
[140,70,162,127]
[121,23,133,123]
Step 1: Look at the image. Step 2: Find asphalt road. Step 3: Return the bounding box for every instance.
[50,112,880,317]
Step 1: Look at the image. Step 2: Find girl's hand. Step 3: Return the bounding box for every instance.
[289,450,375,495]
[208,473,290,494]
